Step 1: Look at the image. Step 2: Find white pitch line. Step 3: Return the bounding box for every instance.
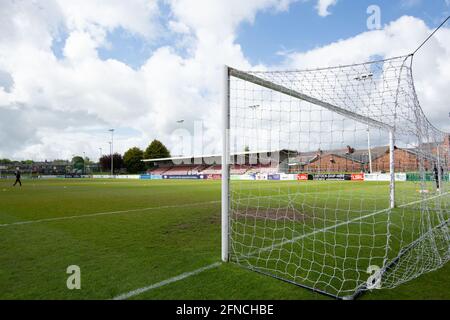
[0,201,220,228]
[0,191,340,228]
[0,192,301,228]
[395,191,449,208]
[247,192,449,257]
[1,190,447,229]
[112,262,222,300]
[0,192,297,228]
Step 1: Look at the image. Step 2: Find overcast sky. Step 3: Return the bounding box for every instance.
[0,0,449,161]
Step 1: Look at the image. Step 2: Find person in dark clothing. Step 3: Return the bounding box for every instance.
[13,169,22,187]
[433,165,444,192]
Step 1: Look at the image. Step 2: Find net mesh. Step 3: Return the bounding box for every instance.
[227,55,449,299]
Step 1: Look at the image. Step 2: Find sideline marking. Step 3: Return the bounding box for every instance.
[112,262,222,300]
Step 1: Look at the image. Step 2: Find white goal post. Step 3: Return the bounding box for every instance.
[222,65,230,263]
[221,55,449,299]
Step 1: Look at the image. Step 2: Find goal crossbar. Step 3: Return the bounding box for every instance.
[228,67,394,132]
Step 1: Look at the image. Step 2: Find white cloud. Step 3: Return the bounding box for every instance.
[316,0,338,17]
[281,16,450,132]
[168,20,190,34]
[0,0,295,160]
[63,31,99,61]
[167,0,297,41]
[56,0,161,40]
[0,1,448,161]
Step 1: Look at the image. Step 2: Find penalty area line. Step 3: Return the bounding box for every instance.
[112,262,222,300]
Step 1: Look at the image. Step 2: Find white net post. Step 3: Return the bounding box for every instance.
[222,65,230,263]
[436,144,443,194]
[389,130,396,209]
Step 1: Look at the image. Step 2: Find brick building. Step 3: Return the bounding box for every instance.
[302,153,364,173]
[371,147,432,173]
[289,137,449,174]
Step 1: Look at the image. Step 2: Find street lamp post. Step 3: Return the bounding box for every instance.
[248,105,260,165]
[367,125,373,174]
[176,120,185,157]
[71,154,75,174]
[99,148,102,174]
[109,129,115,176]
[108,141,112,175]
[83,151,86,175]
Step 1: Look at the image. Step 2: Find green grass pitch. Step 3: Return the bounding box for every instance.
[0,178,448,300]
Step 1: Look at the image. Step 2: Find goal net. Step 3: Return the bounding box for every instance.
[222,55,449,299]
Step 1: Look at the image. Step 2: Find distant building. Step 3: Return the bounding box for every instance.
[142,139,449,176]
[289,136,450,174]
[301,153,365,173]
[0,159,103,176]
[370,147,434,173]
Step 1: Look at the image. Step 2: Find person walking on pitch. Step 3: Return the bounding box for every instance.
[13,168,22,187]
[433,164,443,193]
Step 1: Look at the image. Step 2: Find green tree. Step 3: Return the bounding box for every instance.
[144,140,171,168]
[123,147,145,174]
[71,156,85,171]
[99,153,124,173]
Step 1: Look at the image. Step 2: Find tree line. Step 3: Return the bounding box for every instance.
[98,139,170,174]
[0,139,171,175]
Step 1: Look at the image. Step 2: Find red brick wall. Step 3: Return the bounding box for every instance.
[371,149,431,172]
